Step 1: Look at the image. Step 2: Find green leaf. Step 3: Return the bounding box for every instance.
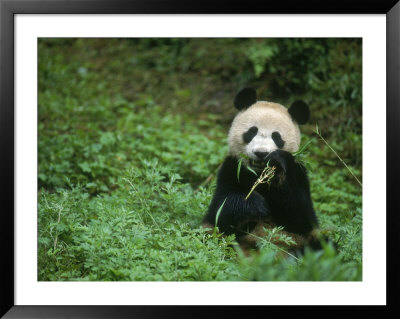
[247,166,258,176]
[237,159,243,181]
[292,138,314,157]
[78,162,91,173]
[215,198,227,227]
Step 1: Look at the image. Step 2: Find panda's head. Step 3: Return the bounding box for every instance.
[228,88,310,170]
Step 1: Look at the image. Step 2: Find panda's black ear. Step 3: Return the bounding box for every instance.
[234,88,257,110]
[288,100,310,125]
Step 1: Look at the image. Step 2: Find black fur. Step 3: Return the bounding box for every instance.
[272,131,285,148]
[234,88,257,110]
[288,100,310,125]
[203,150,319,238]
[242,126,258,144]
[265,150,319,234]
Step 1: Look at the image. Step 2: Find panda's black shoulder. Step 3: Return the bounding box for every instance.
[218,156,238,179]
[220,156,238,171]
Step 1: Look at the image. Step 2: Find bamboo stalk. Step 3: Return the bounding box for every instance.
[245,165,276,200]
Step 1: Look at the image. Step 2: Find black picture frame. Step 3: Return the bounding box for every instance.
[1,0,399,318]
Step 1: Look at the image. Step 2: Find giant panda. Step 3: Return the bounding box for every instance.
[202,88,324,254]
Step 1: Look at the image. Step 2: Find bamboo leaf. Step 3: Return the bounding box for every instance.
[215,197,227,228]
[247,166,258,176]
[292,138,314,157]
[237,159,243,181]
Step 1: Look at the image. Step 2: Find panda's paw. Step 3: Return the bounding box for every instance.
[267,150,290,173]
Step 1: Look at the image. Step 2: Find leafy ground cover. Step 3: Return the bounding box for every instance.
[38,38,362,281]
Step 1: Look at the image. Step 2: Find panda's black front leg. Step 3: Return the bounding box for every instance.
[265,149,319,235]
[203,156,270,235]
[208,191,270,235]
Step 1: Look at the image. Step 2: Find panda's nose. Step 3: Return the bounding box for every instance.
[254,151,269,159]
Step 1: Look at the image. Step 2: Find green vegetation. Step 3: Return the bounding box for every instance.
[38,38,362,281]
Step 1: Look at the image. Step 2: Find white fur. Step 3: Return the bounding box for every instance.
[228,101,301,161]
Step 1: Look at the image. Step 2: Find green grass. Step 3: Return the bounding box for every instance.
[38,38,362,281]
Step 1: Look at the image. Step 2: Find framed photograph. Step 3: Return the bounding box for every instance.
[1,0,398,317]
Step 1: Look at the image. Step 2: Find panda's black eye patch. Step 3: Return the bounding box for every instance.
[243,126,258,144]
[272,131,285,148]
